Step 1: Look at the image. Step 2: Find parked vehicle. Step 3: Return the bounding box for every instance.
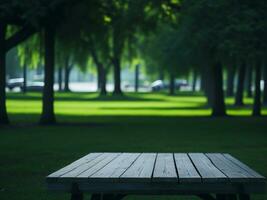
[151,79,189,91]
[151,80,165,91]
[27,82,44,92]
[7,78,24,90]
[7,78,44,92]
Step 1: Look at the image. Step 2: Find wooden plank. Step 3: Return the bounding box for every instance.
[189,153,227,182]
[223,154,265,179]
[153,153,177,182]
[206,153,254,182]
[174,153,201,183]
[78,153,121,178]
[47,153,102,178]
[91,153,141,179]
[61,153,111,178]
[121,153,157,182]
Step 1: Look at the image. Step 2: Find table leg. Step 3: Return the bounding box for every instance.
[238,194,250,200]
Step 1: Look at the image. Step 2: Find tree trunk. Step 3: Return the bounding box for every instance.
[201,68,213,106]
[89,43,107,96]
[64,62,71,92]
[235,63,246,106]
[200,74,205,92]
[192,70,197,92]
[263,65,267,105]
[58,67,62,91]
[211,62,226,117]
[96,65,101,91]
[0,23,9,125]
[99,66,107,96]
[39,26,56,124]
[252,63,262,116]
[113,57,122,95]
[246,65,253,98]
[135,64,140,92]
[22,64,27,93]
[226,66,235,97]
[159,70,164,80]
[169,73,175,95]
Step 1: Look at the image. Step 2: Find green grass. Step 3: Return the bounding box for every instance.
[1,92,267,200]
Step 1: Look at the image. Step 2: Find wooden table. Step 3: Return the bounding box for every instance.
[46,153,266,200]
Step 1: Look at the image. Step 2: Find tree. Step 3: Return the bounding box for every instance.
[191,69,198,92]
[252,62,262,116]
[235,63,246,106]
[246,65,253,98]
[226,66,236,97]
[57,66,63,91]
[263,64,267,105]
[134,64,140,92]
[0,23,8,124]
[17,33,43,93]
[103,0,178,95]
[37,0,81,124]
[142,22,191,95]
[174,0,228,116]
[0,1,37,124]
[177,0,267,116]
[39,25,56,124]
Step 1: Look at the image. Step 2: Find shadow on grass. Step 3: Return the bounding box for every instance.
[6,92,166,102]
[3,113,266,128]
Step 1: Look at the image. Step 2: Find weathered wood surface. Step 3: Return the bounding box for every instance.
[188,153,227,182]
[47,152,266,194]
[153,153,177,182]
[206,153,254,182]
[223,154,265,179]
[61,153,112,178]
[91,153,140,179]
[78,153,120,178]
[121,153,156,182]
[47,153,102,178]
[174,153,201,183]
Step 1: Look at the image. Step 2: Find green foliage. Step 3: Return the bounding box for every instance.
[142,23,191,79]
[17,33,43,69]
[177,0,267,68]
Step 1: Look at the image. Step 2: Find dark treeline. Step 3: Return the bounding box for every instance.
[0,0,267,125]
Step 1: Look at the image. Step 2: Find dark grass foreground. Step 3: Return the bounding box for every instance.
[0,92,267,200]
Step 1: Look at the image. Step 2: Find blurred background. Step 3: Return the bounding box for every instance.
[0,0,267,200]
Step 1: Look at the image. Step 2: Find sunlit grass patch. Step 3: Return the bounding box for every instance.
[6,92,266,118]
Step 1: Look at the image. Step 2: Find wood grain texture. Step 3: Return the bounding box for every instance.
[91,153,140,179]
[223,154,265,180]
[47,153,102,178]
[46,152,266,195]
[189,153,227,182]
[153,153,177,182]
[174,153,201,183]
[121,153,157,182]
[78,153,121,178]
[61,153,111,178]
[206,153,254,182]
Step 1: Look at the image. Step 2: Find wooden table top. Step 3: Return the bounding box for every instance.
[46,153,266,195]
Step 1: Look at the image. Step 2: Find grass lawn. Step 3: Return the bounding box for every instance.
[0,92,267,200]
